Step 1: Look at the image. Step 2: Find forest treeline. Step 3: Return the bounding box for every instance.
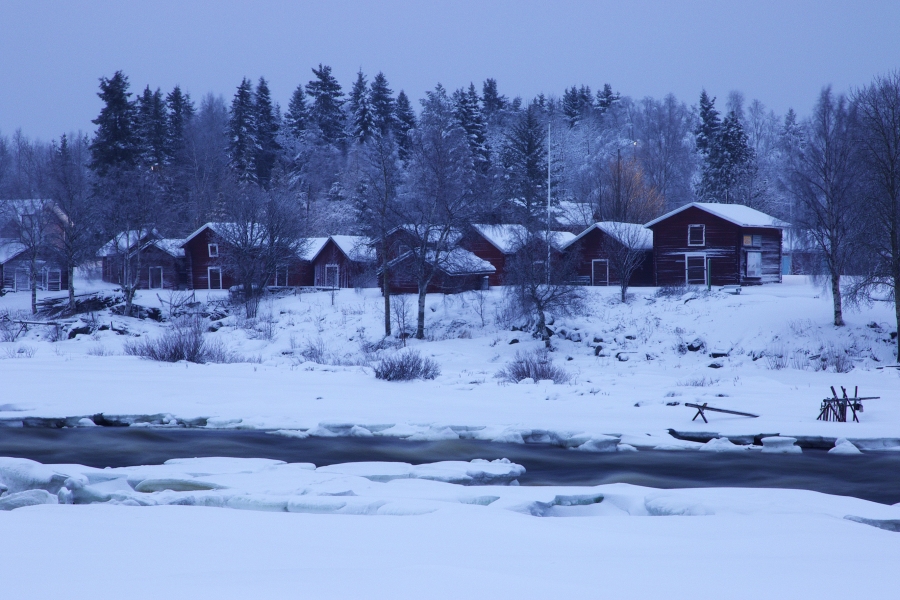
[0,66,898,355]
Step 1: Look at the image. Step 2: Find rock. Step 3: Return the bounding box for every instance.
[592,336,603,344]
[687,338,706,352]
[593,345,604,356]
[699,437,747,452]
[708,362,723,369]
[616,352,630,362]
[509,338,519,345]
[77,418,97,427]
[760,436,802,454]
[0,489,58,510]
[567,331,582,343]
[208,321,224,332]
[709,350,730,358]
[67,323,92,339]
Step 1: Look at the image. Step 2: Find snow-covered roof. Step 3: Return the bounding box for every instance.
[563,222,653,251]
[98,229,159,257]
[181,222,232,246]
[385,247,495,275]
[645,202,788,229]
[472,224,528,254]
[297,237,329,261]
[142,238,186,258]
[388,224,463,246]
[549,230,576,249]
[0,241,26,264]
[329,235,376,262]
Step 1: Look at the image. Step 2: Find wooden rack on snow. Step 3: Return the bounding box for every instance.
[685,402,759,423]
[817,386,880,423]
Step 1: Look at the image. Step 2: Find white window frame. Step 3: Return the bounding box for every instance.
[208,267,222,290]
[685,252,707,285]
[208,243,219,258]
[148,266,164,289]
[47,268,61,291]
[275,266,289,287]
[591,259,609,286]
[688,224,705,247]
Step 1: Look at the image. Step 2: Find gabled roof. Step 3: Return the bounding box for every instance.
[384,247,495,275]
[386,224,463,246]
[471,224,528,254]
[0,241,26,264]
[181,222,232,246]
[562,222,653,251]
[645,202,788,229]
[297,237,329,261]
[329,235,376,262]
[98,229,159,257]
[139,238,186,258]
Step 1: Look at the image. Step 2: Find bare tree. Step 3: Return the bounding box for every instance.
[852,71,900,358]
[398,85,477,339]
[217,178,307,318]
[503,229,583,346]
[45,134,98,312]
[788,87,862,327]
[2,199,52,313]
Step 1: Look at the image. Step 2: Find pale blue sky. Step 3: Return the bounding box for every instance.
[1,0,898,141]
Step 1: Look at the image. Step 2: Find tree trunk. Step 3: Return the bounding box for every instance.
[620,281,628,303]
[382,253,391,337]
[31,279,37,315]
[68,264,75,314]
[416,284,427,339]
[893,260,900,360]
[535,308,550,348]
[831,273,844,327]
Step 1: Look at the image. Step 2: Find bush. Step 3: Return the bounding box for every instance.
[495,348,572,384]
[124,315,239,364]
[374,349,441,381]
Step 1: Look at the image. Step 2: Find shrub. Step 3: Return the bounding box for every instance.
[124,315,239,364]
[374,349,441,381]
[299,336,329,364]
[764,344,788,370]
[495,348,572,384]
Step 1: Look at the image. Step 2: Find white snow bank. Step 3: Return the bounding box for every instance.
[760,436,802,454]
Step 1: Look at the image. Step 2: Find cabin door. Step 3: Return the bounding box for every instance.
[148,266,163,289]
[325,264,339,288]
[275,267,288,287]
[46,269,61,291]
[685,253,707,285]
[746,251,762,278]
[208,267,222,290]
[591,259,609,286]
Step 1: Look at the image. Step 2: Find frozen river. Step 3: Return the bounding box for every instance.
[2,427,899,504]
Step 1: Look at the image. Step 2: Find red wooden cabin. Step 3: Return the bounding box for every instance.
[645,203,786,286]
[561,222,654,286]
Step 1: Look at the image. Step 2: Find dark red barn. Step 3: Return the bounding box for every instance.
[561,222,654,286]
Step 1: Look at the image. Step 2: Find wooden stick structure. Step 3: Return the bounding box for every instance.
[816,386,880,423]
[685,402,759,424]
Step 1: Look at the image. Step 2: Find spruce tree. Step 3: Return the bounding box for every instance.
[562,86,581,127]
[284,83,308,138]
[228,77,257,183]
[136,86,168,170]
[453,84,489,171]
[166,85,194,164]
[394,90,416,161]
[90,71,139,175]
[481,78,508,117]
[348,70,375,144]
[695,90,720,157]
[369,72,395,136]
[501,104,547,227]
[595,84,620,115]
[254,77,280,187]
[306,64,345,146]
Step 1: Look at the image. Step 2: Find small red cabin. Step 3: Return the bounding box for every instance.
[645,203,786,286]
[562,222,654,286]
[308,235,376,288]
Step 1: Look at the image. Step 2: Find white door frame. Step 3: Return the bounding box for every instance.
[149,266,163,289]
[325,263,339,288]
[591,259,609,286]
[684,252,707,285]
[207,267,222,290]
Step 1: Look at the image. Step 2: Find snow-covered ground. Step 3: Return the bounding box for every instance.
[2,277,899,598]
[1,454,899,599]
[1,276,897,446]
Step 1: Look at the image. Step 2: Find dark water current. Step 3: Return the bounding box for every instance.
[1,427,899,504]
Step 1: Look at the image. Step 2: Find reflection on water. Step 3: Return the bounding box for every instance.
[1,427,898,504]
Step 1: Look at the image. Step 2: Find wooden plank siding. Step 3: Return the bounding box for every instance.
[649,206,782,286]
[311,238,367,288]
[565,227,655,287]
[134,246,188,290]
[182,228,234,290]
[382,253,489,295]
[457,230,508,286]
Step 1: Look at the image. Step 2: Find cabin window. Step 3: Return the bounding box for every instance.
[208,267,222,290]
[148,266,163,289]
[688,224,705,246]
[743,234,762,247]
[208,243,219,257]
[746,251,762,278]
[591,259,609,286]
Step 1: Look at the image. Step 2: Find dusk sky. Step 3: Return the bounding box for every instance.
[2,0,898,141]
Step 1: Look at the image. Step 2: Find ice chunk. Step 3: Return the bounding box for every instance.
[268,429,310,439]
[77,417,97,427]
[0,457,68,494]
[617,443,638,452]
[571,435,619,452]
[699,438,748,453]
[349,425,374,437]
[135,478,227,493]
[829,438,862,455]
[0,489,58,511]
[760,436,802,454]
[645,494,714,516]
[407,426,459,441]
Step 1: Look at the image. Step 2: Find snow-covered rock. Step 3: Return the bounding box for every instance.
[829,438,862,455]
[699,438,748,453]
[760,436,802,454]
